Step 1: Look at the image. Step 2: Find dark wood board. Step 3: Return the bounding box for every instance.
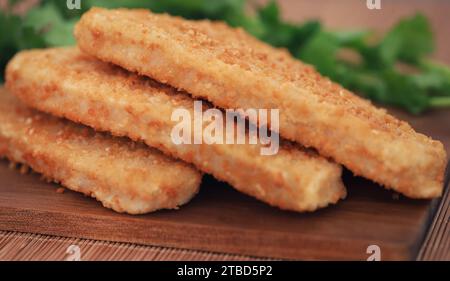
[0,109,449,261]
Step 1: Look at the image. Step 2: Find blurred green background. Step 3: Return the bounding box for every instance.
[1,0,449,114]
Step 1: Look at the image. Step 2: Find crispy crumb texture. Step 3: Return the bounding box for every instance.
[0,88,201,214]
[6,47,346,212]
[74,8,447,198]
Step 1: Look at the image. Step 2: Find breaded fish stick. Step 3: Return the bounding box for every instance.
[0,88,201,214]
[6,48,346,212]
[74,8,447,198]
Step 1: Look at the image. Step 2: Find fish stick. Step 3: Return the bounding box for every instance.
[74,8,447,198]
[6,47,346,212]
[0,87,201,214]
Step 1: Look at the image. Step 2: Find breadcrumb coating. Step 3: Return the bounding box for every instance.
[75,8,446,198]
[6,47,346,212]
[0,87,201,214]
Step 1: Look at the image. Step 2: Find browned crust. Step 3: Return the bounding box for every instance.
[0,87,201,214]
[6,47,346,212]
[74,8,446,198]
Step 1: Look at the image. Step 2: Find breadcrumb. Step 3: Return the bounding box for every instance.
[6,47,346,212]
[75,8,446,198]
[0,87,201,214]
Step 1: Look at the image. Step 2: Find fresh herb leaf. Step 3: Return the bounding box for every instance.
[23,3,76,46]
[299,31,340,79]
[378,14,434,66]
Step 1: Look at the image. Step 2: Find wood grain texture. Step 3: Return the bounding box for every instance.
[0,158,447,260]
[0,231,264,261]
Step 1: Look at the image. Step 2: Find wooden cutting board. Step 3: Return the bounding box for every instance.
[0,109,449,261]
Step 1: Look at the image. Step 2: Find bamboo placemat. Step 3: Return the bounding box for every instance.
[417,178,450,261]
[0,231,267,261]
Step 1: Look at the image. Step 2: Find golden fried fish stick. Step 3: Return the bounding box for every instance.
[0,88,201,214]
[6,48,345,212]
[74,8,446,198]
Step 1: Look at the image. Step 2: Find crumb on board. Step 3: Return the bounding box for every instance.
[39,174,53,183]
[8,161,17,170]
[19,164,29,174]
[56,187,65,194]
